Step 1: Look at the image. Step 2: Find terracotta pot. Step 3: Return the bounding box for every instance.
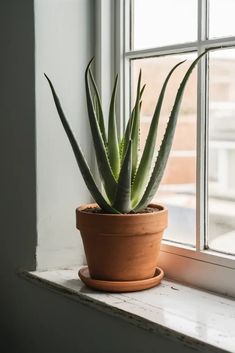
[76,203,168,281]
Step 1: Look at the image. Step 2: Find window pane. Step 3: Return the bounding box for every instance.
[208,48,235,255]
[132,0,197,50]
[131,53,197,246]
[209,0,235,39]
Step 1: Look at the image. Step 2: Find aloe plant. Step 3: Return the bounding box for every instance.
[45,51,206,214]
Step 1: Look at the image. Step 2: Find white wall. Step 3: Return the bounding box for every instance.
[35,0,93,269]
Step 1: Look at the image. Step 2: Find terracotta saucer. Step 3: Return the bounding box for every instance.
[78,267,164,293]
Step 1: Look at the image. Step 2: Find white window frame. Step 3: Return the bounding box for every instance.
[114,0,235,297]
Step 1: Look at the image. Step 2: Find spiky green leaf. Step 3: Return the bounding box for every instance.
[93,95,100,124]
[120,108,133,164]
[121,71,143,173]
[85,59,117,202]
[44,74,119,214]
[134,51,207,212]
[113,140,132,213]
[108,75,120,179]
[131,97,141,180]
[120,84,146,164]
[88,68,107,145]
[131,60,186,207]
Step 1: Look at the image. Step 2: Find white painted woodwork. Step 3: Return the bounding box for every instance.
[27,269,235,353]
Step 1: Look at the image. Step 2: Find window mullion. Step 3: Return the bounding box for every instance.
[115,0,124,136]
[125,42,199,59]
[198,0,207,41]
[196,0,208,252]
[115,0,131,136]
[124,0,132,132]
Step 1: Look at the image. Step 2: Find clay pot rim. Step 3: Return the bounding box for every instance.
[76,203,167,217]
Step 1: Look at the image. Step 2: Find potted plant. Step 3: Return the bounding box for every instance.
[45,51,206,292]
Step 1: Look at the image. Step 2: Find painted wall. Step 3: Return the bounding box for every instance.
[35,0,93,270]
[0,1,202,352]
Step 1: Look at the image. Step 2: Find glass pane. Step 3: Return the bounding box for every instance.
[209,0,235,39]
[132,0,197,50]
[208,48,235,255]
[131,53,197,246]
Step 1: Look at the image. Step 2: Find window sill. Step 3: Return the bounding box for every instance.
[23,268,235,353]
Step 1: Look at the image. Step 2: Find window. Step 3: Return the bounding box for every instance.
[116,0,235,296]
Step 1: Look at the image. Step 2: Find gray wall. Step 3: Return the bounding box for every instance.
[0,1,201,352]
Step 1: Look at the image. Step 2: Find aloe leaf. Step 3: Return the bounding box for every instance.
[126,83,145,136]
[93,95,100,123]
[140,84,146,100]
[120,108,134,163]
[88,68,107,145]
[113,140,132,213]
[85,59,117,202]
[130,78,146,180]
[119,138,124,160]
[44,74,119,214]
[121,72,143,170]
[131,60,186,206]
[134,51,207,212]
[108,75,120,179]
[131,100,142,181]
[120,84,146,164]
